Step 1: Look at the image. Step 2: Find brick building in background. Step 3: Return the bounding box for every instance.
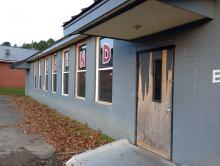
[0,46,37,88]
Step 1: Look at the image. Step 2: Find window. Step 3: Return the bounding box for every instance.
[96,38,113,103]
[34,62,37,89]
[76,44,86,98]
[153,55,162,102]
[38,60,43,90]
[44,57,49,91]
[52,54,57,93]
[62,50,69,95]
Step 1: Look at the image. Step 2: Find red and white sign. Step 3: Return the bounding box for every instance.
[54,60,57,71]
[79,49,86,69]
[65,52,69,67]
[102,43,111,64]
[53,56,57,71]
[39,61,43,74]
[46,60,49,73]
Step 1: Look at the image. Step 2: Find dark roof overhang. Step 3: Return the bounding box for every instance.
[11,34,87,70]
[63,0,213,40]
[27,34,87,62]
[10,59,30,70]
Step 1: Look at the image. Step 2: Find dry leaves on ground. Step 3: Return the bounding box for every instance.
[10,96,113,164]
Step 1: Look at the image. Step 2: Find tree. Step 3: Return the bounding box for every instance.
[22,43,33,49]
[2,42,11,47]
[36,40,48,51]
[21,38,55,51]
[47,38,55,46]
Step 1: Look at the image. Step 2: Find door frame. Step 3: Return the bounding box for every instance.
[135,45,175,161]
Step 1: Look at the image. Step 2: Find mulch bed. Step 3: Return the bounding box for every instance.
[10,96,113,165]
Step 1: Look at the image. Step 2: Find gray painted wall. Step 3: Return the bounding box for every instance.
[171,16,220,166]
[25,1,220,166]
[26,36,137,143]
[161,0,215,18]
[125,2,219,165]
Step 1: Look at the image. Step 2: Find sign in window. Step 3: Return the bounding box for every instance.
[76,44,86,98]
[96,38,113,103]
[44,58,49,91]
[52,54,57,93]
[62,50,69,95]
[38,60,43,90]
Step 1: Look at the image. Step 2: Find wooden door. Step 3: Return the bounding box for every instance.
[137,48,174,159]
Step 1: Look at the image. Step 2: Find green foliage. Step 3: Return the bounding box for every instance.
[0,88,25,96]
[99,134,114,142]
[22,38,55,51]
[22,43,32,49]
[1,42,11,47]
[47,38,55,46]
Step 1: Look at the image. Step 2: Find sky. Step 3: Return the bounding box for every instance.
[0,0,94,46]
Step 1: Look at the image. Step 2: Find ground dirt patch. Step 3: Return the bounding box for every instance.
[10,96,113,165]
[0,148,61,166]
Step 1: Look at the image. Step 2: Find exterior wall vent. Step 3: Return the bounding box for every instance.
[5,49,10,56]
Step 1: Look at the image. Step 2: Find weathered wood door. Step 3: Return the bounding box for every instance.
[137,48,174,159]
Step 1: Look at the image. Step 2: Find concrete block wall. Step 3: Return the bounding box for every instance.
[172,22,220,166]
[171,3,220,165]
[131,4,220,165]
[25,36,138,143]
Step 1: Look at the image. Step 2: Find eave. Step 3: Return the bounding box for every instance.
[63,0,213,40]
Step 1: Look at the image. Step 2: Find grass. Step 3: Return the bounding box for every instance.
[0,88,25,96]
[96,134,114,145]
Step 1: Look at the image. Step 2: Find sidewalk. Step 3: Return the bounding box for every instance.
[67,139,176,166]
[0,95,61,166]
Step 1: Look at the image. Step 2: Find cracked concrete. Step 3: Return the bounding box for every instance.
[0,95,61,166]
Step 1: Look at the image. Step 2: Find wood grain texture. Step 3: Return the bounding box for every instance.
[137,49,173,159]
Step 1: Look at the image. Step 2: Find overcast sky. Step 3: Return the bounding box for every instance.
[0,0,94,46]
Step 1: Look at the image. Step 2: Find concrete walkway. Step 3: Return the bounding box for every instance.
[67,139,176,166]
[0,95,61,166]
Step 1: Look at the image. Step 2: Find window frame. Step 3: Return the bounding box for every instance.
[95,37,113,105]
[52,54,57,93]
[62,49,69,96]
[38,60,43,90]
[75,42,86,100]
[44,57,49,92]
[33,62,37,89]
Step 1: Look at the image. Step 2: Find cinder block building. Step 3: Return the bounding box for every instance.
[14,0,220,165]
[0,46,37,88]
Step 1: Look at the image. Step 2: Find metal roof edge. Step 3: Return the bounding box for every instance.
[10,60,30,70]
[25,34,74,62]
[10,59,27,68]
[10,33,86,69]
[27,34,87,62]
[63,0,104,27]
[0,59,16,63]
